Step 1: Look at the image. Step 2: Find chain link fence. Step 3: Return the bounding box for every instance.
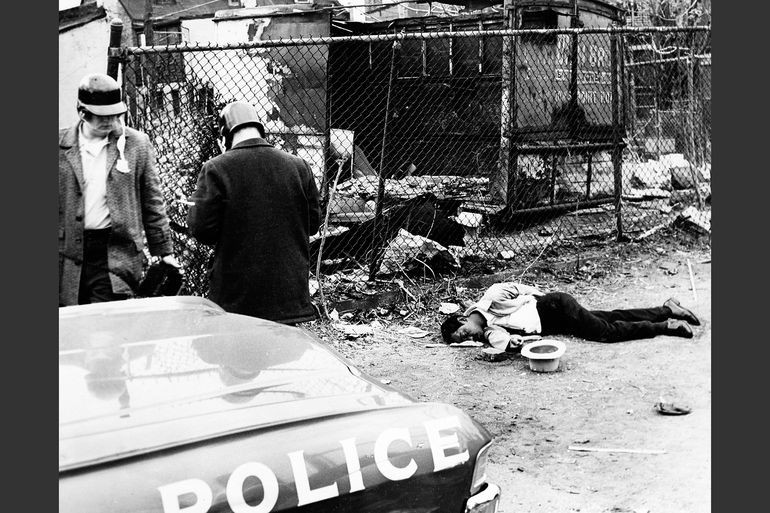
[116,25,710,298]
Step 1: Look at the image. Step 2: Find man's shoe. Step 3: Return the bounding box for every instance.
[666,319,693,338]
[664,298,700,326]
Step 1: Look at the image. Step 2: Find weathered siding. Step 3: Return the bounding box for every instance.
[59,18,111,128]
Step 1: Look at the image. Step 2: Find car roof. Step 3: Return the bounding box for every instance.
[59,296,413,471]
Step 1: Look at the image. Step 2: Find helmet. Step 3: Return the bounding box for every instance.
[219,101,265,139]
[77,73,127,116]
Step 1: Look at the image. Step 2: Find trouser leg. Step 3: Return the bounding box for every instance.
[78,229,130,305]
[536,292,669,343]
[589,306,672,323]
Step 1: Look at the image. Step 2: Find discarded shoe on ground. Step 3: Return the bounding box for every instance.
[654,401,692,416]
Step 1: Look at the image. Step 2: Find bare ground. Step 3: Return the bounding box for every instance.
[303,232,711,513]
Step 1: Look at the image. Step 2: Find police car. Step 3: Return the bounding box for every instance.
[59,296,500,513]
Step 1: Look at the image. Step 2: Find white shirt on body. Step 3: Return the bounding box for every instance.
[464,282,545,350]
[78,127,111,230]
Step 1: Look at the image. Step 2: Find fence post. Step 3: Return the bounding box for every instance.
[321,38,333,212]
[686,40,697,166]
[621,40,632,146]
[685,35,704,208]
[106,19,124,80]
[494,0,517,205]
[610,31,624,241]
[368,38,400,281]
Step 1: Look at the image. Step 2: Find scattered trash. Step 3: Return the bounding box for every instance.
[449,340,484,348]
[654,401,692,416]
[511,334,542,344]
[635,221,671,242]
[397,326,431,338]
[380,229,460,275]
[481,347,508,362]
[453,211,484,228]
[439,302,461,314]
[380,379,391,385]
[329,309,340,322]
[686,258,698,301]
[573,439,591,445]
[568,446,666,455]
[675,206,711,235]
[424,343,445,348]
[334,323,373,338]
[497,250,516,260]
[452,211,484,239]
[627,159,671,190]
[659,264,678,275]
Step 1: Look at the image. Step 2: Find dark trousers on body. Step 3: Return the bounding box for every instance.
[535,292,673,343]
[78,229,130,305]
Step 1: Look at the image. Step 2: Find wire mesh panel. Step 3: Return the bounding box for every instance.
[117,26,710,297]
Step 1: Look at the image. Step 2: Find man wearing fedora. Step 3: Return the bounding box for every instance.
[59,73,180,306]
[187,101,321,324]
[440,282,701,350]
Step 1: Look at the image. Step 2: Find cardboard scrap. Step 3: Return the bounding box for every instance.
[397,326,431,339]
[334,323,373,338]
[439,302,461,314]
[379,229,459,275]
[449,341,484,347]
[677,206,711,234]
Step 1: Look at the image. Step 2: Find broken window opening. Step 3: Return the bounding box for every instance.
[520,9,559,45]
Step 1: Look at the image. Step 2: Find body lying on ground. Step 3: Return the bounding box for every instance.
[440,282,701,351]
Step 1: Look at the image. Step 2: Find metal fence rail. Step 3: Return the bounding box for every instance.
[115,25,711,298]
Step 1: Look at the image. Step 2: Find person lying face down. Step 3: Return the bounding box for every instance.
[440,282,700,351]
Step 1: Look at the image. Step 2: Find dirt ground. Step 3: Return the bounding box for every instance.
[303,231,711,513]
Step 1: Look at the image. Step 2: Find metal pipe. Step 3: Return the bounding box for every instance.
[123,26,712,55]
[495,0,516,204]
[506,196,615,216]
[106,19,124,80]
[368,39,399,281]
[610,32,624,241]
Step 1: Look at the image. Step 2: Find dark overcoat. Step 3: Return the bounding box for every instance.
[59,124,173,306]
[187,138,321,324]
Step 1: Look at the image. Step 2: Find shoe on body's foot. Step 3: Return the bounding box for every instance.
[664,298,701,326]
[666,319,694,338]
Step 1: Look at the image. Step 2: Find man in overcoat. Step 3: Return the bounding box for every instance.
[187,101,321,324]
[59,73,179,306]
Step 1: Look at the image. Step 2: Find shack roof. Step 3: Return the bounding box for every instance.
[59,1,107,33]
[117,0,238,24]
[414,0,624,19]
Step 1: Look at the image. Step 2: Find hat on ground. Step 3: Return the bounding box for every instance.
[219,101,265,137]
[77,73,127,116]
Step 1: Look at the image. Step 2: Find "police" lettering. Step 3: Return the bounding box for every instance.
[158,415,467,512]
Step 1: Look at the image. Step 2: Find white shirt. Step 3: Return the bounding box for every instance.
[464,282,545,350]
[78,127,111,229]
